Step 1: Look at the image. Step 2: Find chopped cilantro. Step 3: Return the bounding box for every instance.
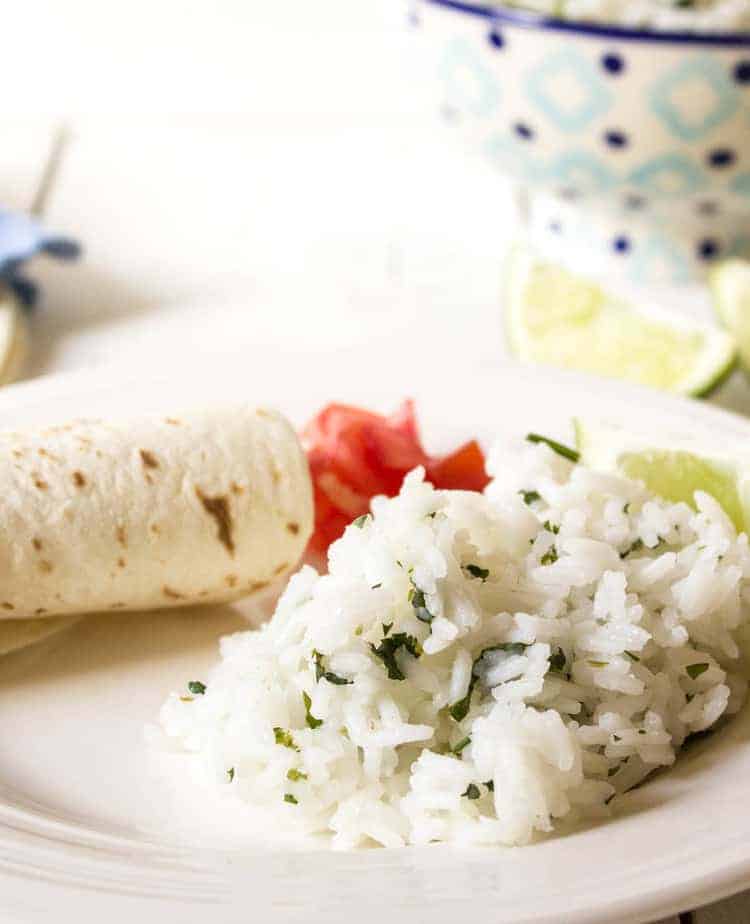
[303,691,323,729]
[484,780,494,792]
[286,768,307,782]
[273,727,299,750]
[382,622,393,636]
[624,651,640,663]
[312,649,352,686]
[312,649,325,682]
[449,683,475,722]
[588,660,608,668]
[370,583,382,590]
[543,520,560,535]
[540,546,558,565]
[409,579,434,624]
[462,783,480,800]
[607,765,619,778]
[187,680,206,695]
[525,433,580,463]
[519,490,541,506]
[465,563,490,581]
[352,514,370,529]
[686,662,709,680]
[623,503,630,514]
[449,643,529,720]
[548,648,567,673]
[227,767,235,782]
[620,538,643,559]
[284,793,298,805]
[612,734,622,742]
[453,735,471,755]
[369,632,422,681]
[355,625,363,636]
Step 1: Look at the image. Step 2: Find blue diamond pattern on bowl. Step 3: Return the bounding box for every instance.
[439,38,501,117]
[547,151,616,195]
[628,234,691,285]
[526,48,613,133]
[486,134,546,183]
[629,153,707,198]
[649,56,740,141]
[731,173,750,197]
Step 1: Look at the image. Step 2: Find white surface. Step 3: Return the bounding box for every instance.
[1,356,750,924]
[2,3,750,921]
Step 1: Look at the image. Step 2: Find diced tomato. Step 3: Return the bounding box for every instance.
[302,400,489,554]
[425,440,490,493]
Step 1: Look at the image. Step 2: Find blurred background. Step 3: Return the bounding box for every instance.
[0,0,516,382]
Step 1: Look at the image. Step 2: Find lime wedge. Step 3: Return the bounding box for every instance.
[505,246,736,396]
[710,258,750,372]
[574,418,749,532]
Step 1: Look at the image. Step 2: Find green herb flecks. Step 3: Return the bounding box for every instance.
[452,736,471,756]
[284,793,299,805]
[624,651,640,663]
[526,433,580,463]
[187,680,206,695]
[274,727,299,750]
[540,546,558,566]
[519,490,541,506]
[548,648,567,674]
[352,514,370,529]
[370,584,382,590]
[382,622,393,636]
[588,660,609,669]
[543,520,560,535]
[464,563,490,582]
[303,691,323,729]
[484,780,494,792]
[408,578,434,624]
[312,649,353,686]
[449,643,529,721]
[287,768,308,782]
[620,538,644,559]
[369,632,422,681]
[227,767,235,782]
[462,783,480,800]
[686,662,709,680]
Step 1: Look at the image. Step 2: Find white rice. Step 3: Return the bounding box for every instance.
[159,438,750,848]
[500,0,750,31]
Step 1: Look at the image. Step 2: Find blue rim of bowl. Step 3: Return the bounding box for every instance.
[422,0,750,44]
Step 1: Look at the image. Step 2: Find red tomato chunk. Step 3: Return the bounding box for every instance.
[302,400,489,554]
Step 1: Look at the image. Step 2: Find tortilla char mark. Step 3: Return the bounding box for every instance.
[196,488,235,556]
[139,449,159,469]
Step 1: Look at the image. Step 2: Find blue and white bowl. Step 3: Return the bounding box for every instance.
[410,0,750,283]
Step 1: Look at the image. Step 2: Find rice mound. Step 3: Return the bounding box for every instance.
[159,439,750,848]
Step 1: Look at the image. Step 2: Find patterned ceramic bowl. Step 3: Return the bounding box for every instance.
[410,0,750,283]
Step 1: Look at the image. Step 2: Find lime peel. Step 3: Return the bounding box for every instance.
[505,246,736,397]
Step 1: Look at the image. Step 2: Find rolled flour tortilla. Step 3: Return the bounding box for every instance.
[0,404,313,620]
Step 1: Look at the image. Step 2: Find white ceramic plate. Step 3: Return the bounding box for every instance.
[2,349,750,924]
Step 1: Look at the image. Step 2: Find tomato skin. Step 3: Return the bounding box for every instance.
[303,401,488,554]
[425,440,490,493]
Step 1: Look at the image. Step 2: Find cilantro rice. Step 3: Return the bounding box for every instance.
[159,436,750,848]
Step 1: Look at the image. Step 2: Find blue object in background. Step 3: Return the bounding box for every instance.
[0,209,80,309]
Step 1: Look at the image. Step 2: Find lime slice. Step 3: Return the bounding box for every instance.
[505,245,736,396]
[710,258,750,372]
[574,417,749,532]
